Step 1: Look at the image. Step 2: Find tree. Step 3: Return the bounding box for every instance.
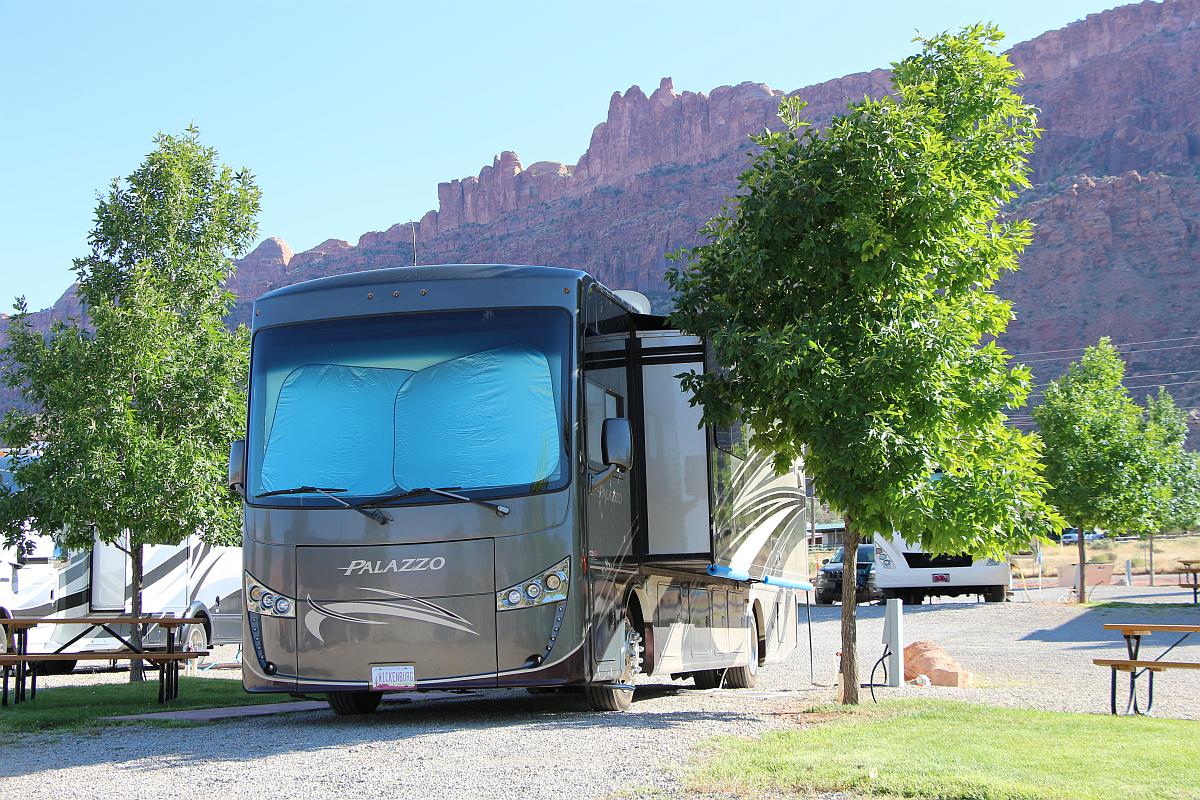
[1031,340,1171,600]
[0,127,257,680]
[1142,388,1200,583]
[667,26,1059,704]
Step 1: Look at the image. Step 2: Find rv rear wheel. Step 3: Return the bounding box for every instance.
[691,669,722,689]
[984,586,1006,603]
[722,614,760,689]
[39,660,77,675]
[327,691,383,716]
[585,611,642,712]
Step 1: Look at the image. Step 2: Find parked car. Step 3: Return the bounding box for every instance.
[814,544,879,605]
[1061,528,1105,544]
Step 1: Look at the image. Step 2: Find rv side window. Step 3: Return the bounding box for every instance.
[585,380,624,467]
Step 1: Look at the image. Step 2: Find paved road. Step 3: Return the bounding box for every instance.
[5,589,1198,799]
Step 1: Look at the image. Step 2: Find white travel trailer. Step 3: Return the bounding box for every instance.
[872,532,1009,604]
[0,457,242,666]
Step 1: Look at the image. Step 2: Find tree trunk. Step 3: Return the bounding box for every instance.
[1076,523,1087,604]
[129,541,144,683]
[839,522,860,704]
[1148,533,1155,587]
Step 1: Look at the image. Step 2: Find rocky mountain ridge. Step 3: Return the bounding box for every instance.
[6,0,1200,420]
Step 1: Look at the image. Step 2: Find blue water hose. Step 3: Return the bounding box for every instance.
[706,564,814,592]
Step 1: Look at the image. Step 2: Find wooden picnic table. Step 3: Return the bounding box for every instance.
[1177,561,1200,604]
[1097,623,1200,715]
[1,615,205,707]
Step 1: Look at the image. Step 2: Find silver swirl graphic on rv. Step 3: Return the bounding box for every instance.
[304,587,478,642]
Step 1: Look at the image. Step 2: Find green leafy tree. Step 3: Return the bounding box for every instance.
[667,25,1059,704]
[1141,388,1200,582]
[1144,388,1200,532]
[0,127,257,679]
[1032,340,1172,599]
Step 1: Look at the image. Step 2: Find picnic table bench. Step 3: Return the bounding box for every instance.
[1095,623,1200,715]
[0,616,206,706]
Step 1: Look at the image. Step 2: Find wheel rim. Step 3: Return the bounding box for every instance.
[619,617,643,688]
[748,619,759,675]
[183,624,207,666]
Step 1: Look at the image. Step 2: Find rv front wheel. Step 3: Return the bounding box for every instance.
[180,622,209,665]
[586,612,642,712]
[327,691,383,716]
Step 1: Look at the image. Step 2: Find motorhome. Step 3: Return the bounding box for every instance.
[232,264,810,714]
[873,532,1009,604]
[0,456,242,664]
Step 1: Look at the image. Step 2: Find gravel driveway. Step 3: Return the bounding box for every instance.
[4,588,1198,799]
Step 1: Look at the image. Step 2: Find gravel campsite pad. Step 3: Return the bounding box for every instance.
[5,590,1198,800]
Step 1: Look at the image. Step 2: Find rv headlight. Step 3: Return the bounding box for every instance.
[876,548,895,569]
[497,557,570,611]
[244,572,296,619]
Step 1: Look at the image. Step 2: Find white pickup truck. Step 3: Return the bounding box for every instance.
[872,533,1009,604]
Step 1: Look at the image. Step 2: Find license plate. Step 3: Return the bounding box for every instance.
[932,573,950,583]
[370,664,416,690]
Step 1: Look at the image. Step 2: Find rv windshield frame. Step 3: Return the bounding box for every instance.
[245,306,574,510]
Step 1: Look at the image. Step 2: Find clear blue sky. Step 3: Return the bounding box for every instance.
[1,0,1122,310]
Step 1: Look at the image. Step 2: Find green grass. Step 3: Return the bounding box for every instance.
[0,677,286,741]
[690,700,1200,800]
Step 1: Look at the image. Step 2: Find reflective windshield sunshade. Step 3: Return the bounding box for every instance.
[247,308,570,503]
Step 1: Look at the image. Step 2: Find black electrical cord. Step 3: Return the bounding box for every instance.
[866,646,891,704]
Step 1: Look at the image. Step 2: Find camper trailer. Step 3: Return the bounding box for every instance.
[233,264,810,714]
[0,456,242,664]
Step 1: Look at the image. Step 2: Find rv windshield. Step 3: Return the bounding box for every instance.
[248,308,571,505]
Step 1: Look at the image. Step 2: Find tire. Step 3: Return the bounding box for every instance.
[722,612,760,689]
[180,621,209,665]
[0,611,10,655]
[327,691,383,716]
[586,606,642,712]
[691,669,722,689]
[984,586,1007,603]
[39,660,77,675]
[815,592,834,606]
[906,592,924,606]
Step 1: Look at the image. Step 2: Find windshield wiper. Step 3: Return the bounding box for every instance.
[357,486,510,517]
[255,486,392,526]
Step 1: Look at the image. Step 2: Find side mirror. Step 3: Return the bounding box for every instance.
[228,439,246,497]
[601,418,633,471]
[821,558,829,565]
[590,418,633,493]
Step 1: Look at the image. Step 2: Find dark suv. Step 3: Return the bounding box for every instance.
[814,543,879,605]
